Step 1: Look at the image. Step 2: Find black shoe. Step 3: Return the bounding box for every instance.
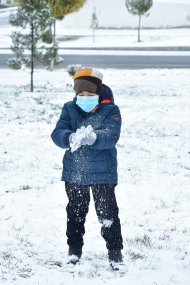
[67,247,82,265]
[110,261,127,272]
[67,255,80,265]
[108,249,125,271]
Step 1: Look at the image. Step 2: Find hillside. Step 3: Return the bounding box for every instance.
[60,0,190,28]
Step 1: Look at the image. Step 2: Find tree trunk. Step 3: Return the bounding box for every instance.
[50,19,56,71]
[138,14,142,43]
[31,20,34,92]
[92,29,95,43]
[53,19,56,45]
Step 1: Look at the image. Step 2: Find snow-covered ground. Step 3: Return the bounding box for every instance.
[1,27,190,50]
[0,68,190,285]
[0,8,190,50]
[55,28,190,49]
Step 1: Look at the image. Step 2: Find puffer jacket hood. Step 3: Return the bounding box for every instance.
[99,84,114,104]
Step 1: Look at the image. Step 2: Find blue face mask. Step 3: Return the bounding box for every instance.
[76,95,99,112]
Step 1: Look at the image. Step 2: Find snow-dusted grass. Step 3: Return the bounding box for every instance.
[0,5,190,50]
[0,68,190,284]
[0,9,190,50]
[55,28,190,48]
[1,28,190,50]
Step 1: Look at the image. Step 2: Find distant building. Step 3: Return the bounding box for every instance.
[0,0,18,6]
[61,0,190,28]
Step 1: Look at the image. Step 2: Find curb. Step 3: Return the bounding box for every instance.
[0,47,190,51]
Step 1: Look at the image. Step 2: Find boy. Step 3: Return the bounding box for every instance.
[51,68,123,270]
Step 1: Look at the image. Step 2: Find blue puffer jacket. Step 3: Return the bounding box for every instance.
[51,84,121,185]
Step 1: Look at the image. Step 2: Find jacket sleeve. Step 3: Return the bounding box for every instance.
[51,104,72,149]
[93,105,121,150]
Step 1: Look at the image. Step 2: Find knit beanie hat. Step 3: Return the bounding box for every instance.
[73,68,103,96]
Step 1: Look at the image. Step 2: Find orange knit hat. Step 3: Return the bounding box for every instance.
[73,68,103,95]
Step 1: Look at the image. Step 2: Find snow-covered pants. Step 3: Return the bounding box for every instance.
[65,182,123,250]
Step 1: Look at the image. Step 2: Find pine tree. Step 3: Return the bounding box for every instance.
[47,0,86,69]
[49,0,86,19]
[9,0,57,92]
[90,8,98,43]
[125,0,153,42]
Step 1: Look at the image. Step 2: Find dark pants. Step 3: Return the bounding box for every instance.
[65,182,123,250]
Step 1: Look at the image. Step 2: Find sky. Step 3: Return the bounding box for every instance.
[155,0,190,4]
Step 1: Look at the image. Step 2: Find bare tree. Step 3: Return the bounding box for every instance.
[90,7,99,43]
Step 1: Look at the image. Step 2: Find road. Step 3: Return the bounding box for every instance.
[0,52,190,69]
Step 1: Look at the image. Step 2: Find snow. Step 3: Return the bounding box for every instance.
[2,49,190,56]
[102,220,113,228]
[1,27,190,50]
[70,125,97,153]
[55,28,190,49]
[0,67,190,284]
[0,8,190,50]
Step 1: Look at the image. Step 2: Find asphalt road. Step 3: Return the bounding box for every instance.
[0,53,190,69]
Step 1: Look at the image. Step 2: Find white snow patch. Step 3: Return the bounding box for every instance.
[102,220,113,228]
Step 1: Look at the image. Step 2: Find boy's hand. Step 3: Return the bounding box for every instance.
[69,125,96,152]
[69,132,77,145]
[69,132,80,152]
[80,126,97,146]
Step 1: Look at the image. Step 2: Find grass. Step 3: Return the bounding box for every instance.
[57,36,81,42]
